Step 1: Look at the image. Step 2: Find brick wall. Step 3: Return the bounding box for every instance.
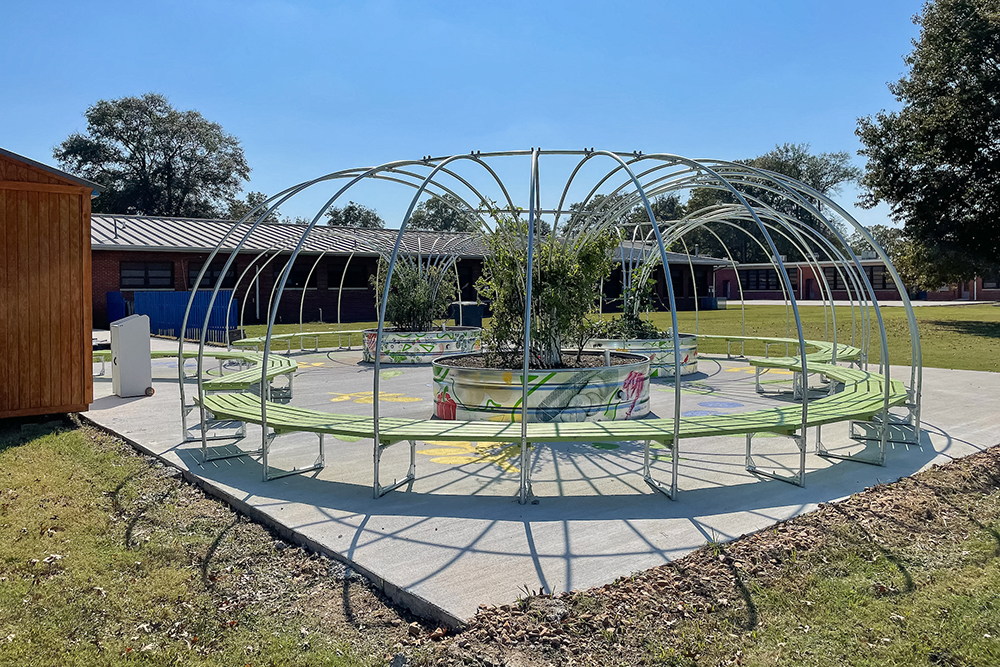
[92,250,485,328]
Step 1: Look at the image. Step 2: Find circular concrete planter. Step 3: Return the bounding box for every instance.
[587,335,698,377]
[362,327,481,364]
[432,352,651,422]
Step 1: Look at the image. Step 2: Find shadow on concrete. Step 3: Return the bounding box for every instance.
[167,418,961,605]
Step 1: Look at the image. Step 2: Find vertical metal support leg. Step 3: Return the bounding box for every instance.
[746,431,805,487]
[518,437,529,504]
[755,367,763,393]
[373,440,382,499]
[408,438,416,479]
[261,425,270,482]
[670,437,678,500]
[373,439,417,497]
[643,438,678,500]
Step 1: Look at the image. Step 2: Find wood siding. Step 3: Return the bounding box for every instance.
[0,153,94,418]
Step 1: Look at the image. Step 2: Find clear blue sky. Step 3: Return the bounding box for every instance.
[3,0,924,227]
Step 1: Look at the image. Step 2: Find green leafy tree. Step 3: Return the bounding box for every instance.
[684,143,861,262]
[409,194,480,232]
[226,191,283,223]
[851,224,975,292]
[54,93,249,217]
[476,209,616,368]
[371,257,458,331]
[325,201,385,228]
[857,0,1000,278]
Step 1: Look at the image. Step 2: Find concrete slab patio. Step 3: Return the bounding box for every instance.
[86,337,999,626]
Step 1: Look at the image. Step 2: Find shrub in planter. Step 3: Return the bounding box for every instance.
[370,255,458,332]
[475,209,617,369]
[363,251,480,363]
[434,208,649,423]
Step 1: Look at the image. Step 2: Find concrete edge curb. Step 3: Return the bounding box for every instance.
[78,414,467,630]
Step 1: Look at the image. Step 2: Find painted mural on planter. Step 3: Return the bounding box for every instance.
[363,326,481,364]
[587,334,698,377]
[432,352,650,423]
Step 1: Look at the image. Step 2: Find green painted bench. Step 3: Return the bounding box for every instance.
[232,329,367,353]
[197,354,909,500]
[698,334,862,365]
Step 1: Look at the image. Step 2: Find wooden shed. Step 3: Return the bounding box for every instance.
[0,147,103,418]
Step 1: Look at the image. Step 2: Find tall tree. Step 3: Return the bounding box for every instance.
[226,191,283,224]
[683,143,862,262]
[54,93,249,217]
[324,201,385,228]
[857,0,1000,279]
[408,194,480,232]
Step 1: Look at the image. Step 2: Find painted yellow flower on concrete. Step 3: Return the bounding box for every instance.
[328,391,422,404]
[417,440,523,473]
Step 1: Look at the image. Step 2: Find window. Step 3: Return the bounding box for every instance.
[275,258,319,289]
[823,266,847,291]
[738,268,790,291]
[328,260,373,289]
[188,261,236,289]
[865,265,890,290]
[120,261,174,289]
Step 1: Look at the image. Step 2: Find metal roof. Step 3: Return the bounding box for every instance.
[90,214,486,257]
[614,241,730,267]
[0,147,105,193]
[90,214,726,267]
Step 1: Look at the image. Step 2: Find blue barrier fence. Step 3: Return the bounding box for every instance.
[133,291,238,344]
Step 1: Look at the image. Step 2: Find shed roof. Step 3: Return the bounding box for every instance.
[0,147,105,192]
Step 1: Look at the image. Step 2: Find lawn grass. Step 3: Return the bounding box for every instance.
[242,303,1000,372]
[0,418,420,666]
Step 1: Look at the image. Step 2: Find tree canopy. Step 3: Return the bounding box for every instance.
[857,0,1000,280]
[54,93,249,217]
[408,194,480,232]
[226,191,284,224]
[324,201,385,228]
[682,143,862,262]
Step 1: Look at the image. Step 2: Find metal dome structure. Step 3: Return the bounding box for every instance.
[178,149,922,495]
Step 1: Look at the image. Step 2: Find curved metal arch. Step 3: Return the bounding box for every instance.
[633,153,813,444]
[673,201,842,359]
[702,163,901,397]
[698,161,907,452]
[181,173,357,440]
[368,152,527,453]
[758,170,923,432]
[631,171,881,366]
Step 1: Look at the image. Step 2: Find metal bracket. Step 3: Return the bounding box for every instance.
[374,438,417,498]
[642,438,678,500]
[746,431,805,487]
[261,427,326,480]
